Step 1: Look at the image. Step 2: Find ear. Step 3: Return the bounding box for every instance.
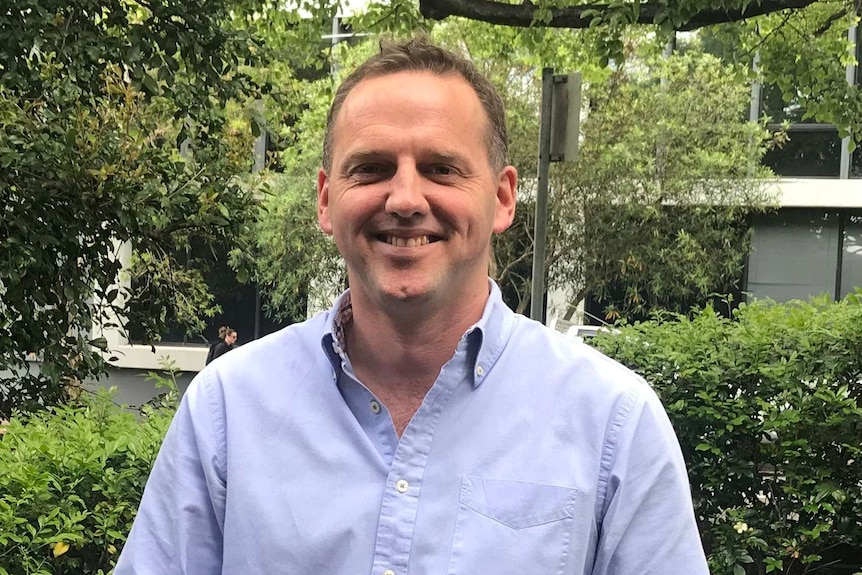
[317,168,333,236]
[492,165,517,233]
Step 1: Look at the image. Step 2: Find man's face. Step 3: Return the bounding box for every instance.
[317,71,517,313]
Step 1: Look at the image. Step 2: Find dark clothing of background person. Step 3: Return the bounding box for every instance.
[206,341,234,365]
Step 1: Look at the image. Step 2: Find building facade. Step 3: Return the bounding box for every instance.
[746,25,861,303]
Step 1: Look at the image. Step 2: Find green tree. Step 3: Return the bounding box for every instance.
[230,42,380,322]
[703,5,860,144]
[366,0,862,146]
[0,0,274,415]
[567,47,776,321]
[425,23,775,319]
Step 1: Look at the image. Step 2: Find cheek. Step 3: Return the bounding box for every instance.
[332,195,380,231]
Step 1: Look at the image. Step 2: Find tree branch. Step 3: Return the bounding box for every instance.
[419,0,821,31]
[812,7,854,35]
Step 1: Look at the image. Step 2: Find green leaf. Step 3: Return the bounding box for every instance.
[89,337,108,351]
[141,74,159,96]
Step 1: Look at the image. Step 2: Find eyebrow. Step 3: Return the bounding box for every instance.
[338,149,468,171]
[422,151,464,165]
[341,150,387,165]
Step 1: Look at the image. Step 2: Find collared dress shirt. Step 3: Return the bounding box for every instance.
[115,282,709,575]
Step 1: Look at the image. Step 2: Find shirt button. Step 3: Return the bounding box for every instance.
[383,570,396,575]
[476,365,485,376]
[395,479,409,493]
[370,400,381,414]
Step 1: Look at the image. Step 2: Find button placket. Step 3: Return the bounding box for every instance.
[370,358,467,575]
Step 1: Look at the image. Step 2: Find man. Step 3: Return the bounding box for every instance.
[115,37,710,574]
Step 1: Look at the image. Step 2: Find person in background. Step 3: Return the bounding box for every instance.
[205,325,236,366]
[115,36,709,575]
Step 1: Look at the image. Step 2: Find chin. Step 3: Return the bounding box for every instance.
[375,276,437,304]
[385,285,433,303]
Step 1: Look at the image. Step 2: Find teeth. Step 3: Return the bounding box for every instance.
[386,235,430,247]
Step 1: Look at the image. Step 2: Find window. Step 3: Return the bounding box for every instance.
[759,85,843,178]
[747,210,839,302]
[762,127,842,178]
[127,241,299,346]
[841,214,862,296]
[853,146,862,178]
[747,209,862,302]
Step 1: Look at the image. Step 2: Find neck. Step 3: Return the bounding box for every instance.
[345,284,490,395]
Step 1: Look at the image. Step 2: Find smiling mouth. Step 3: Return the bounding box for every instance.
[378,235,441,247]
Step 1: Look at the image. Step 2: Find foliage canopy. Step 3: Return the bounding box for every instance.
[0,0,272,416]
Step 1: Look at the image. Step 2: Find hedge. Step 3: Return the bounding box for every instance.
[593,292,862,575]
[0,379,175,575]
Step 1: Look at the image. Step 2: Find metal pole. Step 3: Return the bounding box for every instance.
[251,101,265,339]
[530,68,554,322]
[839,25,857,179]
[330,15,340,77]
[749,53,761,124]
[254,286,262,340]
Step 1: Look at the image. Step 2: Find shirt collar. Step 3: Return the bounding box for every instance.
[320,280,515,388]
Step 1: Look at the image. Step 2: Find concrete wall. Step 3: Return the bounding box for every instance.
[86,366,198,409]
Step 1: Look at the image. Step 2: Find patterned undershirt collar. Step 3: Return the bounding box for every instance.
[327,282,500,388]
[331,291,353,359]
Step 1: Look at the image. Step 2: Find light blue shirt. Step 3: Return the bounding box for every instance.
[115,282,709,574]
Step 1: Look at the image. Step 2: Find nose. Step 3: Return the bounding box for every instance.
[384,164,430,219]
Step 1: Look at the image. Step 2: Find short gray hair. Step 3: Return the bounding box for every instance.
[322,36,508,172]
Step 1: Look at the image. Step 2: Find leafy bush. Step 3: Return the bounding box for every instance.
[592,292,862,575]
[0,374,177,575]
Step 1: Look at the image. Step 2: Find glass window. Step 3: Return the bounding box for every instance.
[852,145,862,178]
[747,210,839,302]
[760,84,809,124]
[841,213,862,297]
[762,128,842,177]
[856,24,861,87]
[127,241,297,346]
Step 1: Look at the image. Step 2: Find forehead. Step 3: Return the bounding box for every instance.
[330,71,489,160]
[342,70,480,119]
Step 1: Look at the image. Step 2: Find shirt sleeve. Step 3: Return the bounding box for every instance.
[114,372,227,574]
[592,384,710,575]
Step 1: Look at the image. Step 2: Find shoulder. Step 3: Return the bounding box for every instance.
[193,311,333,394]
[502,314,654,407]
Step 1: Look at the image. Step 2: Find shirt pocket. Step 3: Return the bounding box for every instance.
[447,476,579,575]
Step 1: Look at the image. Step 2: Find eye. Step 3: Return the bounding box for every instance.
[426,164,459,178]
[349,164,392,181]
[357,164,386,173]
